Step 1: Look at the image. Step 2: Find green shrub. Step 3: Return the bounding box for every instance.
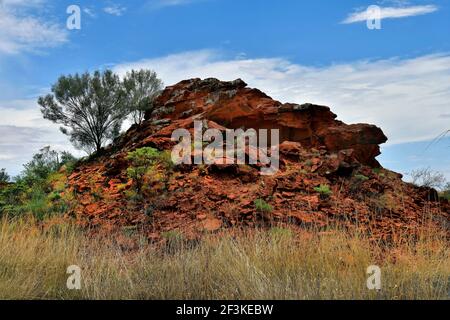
[127,147,175,194]
[0,168,10,183]
[24,190,49,220]
[354,174,369,182]
[126,147,162,193]
[314,184,332,196]
[372,168,385,177]
[159,150,175,172]
[441,192,450,201]
[0,148,77,220]
[305,160,313,167]
[0,183,27,216]
[254,198,273,213]
[47,191,62,202]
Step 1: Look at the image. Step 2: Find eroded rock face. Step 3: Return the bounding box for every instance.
[146,78,387,167]
[62,78,448,242]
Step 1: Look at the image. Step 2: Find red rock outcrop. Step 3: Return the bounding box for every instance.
[146,78,387,167]
[62,78,448,242]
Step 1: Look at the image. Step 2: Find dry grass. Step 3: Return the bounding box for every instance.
[0,216,448,300]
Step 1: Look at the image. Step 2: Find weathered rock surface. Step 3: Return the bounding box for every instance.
[62,78,448,241]
[147,78,387,167]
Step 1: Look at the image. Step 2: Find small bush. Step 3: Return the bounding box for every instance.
[354,174,369,182]
[125,189,143,202]
[20,147,76,186]
[159,150,175,171]
[0,183,27,217]
[6,188,52,220]
[126,147,162,193]
[254,198,273,213]
[372,168,385,177]
[314,184,332,196]
[47,191,62,202]
[0,168,10,183]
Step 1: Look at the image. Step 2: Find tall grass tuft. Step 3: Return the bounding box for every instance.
[0,216,448,300]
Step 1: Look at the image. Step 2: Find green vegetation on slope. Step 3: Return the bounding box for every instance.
[0,147,77,220]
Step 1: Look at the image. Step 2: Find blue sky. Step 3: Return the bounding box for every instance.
[0,0,449,181]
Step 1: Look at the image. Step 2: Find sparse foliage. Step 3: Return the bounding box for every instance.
[0,169,9,183]
[21,147,75,185]
[124,69,163,125]
[254,198,273,213]
[409,168,446,190]
[441,182,450,200]
[126,147,162,194]
[0,147,76,219]
[314,184,332,196]
[354,174,369,182]
[22,147,60,183]
[38,70,127,154]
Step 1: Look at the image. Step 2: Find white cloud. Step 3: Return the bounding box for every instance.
[342,5,438,24]
[3,50,450,176]
[114,50,450,145]
[0,100,81,176]
[145,0,205,10]
[0,0,68,54]
[83,7,96,18]
[103,4,127,16]
[1,0,44,6]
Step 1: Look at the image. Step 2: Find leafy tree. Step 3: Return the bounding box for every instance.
[0,182,27,216]
[58,151,78,174]
[0,168,9,183]
[59,151,77,165]
[21,147,76,185]
[22,147,59,184]
[123,69,163,125]
[38,70,127,154]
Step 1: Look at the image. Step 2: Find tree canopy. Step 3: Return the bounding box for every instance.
[20,146,76,184]
[38,70,128,154]
[124,69,163,125]
[38,69,163,154]
[0,169,9,183]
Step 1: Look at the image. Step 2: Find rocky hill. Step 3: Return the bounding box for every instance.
[65,78,449,241]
